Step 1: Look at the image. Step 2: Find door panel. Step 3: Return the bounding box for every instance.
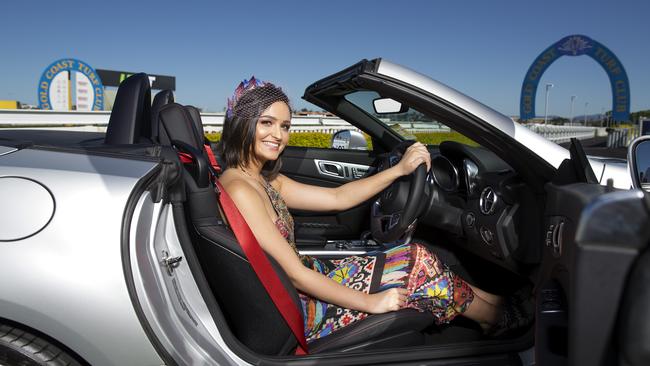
[537,183,649,365]
[280,146,376,243]
[536,182,606,366]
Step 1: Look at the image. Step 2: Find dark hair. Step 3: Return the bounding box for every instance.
[218,84,291,180]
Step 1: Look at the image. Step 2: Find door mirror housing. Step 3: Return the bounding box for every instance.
[628,135,650,191]
[331,130,368,150]
[373,97,409,114]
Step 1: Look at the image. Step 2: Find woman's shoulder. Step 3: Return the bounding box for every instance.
[219,171,259,200]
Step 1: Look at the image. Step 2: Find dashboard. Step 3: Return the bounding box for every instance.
[421,141,531,268]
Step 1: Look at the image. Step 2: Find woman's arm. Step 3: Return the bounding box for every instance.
[225,180,407,314]
[277,142,431,212]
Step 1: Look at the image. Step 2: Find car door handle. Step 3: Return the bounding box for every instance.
[317,161,344,178]
[315,160,370,180]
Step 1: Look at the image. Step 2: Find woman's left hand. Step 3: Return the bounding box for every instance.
[396,142,431,176]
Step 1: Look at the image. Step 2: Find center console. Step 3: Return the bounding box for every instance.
[324,239,384,251]
[297,238,385,257]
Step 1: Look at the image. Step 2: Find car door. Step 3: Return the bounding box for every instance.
[537,182,650,366]
[281,143,376,244]
[534,140,650,366]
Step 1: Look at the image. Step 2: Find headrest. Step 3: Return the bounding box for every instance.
[151,90,175,142]
[158,103,202,150]
[159,103,210,187]
[184,105,207,144]
[105,73,152,145]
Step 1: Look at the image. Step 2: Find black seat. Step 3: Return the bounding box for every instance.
[184,105,226,170]
[104,73,152,145]
[156,103,434,355]
[151,90,175,143]
[183,105,205,142]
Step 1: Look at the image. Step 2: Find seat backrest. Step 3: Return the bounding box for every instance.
[158,103,202,148]
[105,73,152,145]
[151,90,175,143]
[156,103,301,355]
[183,105,207,143]
[184,105,226,172]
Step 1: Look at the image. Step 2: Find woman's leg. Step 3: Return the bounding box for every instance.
[461,294,501,331]
[461,283,534,335]
[468,284,503,307]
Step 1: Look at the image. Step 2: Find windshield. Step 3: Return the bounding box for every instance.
[344,90,478,146]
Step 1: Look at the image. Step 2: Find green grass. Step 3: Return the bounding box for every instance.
[413,132,478,146]
[204,131,476,148]
[206,132,221,142]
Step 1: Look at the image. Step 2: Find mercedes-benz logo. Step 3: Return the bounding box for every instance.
[479,187,497,215]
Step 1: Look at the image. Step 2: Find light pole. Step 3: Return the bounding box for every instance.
[544,83,554,124]
[584,102,589,126]
[569,95,576,125]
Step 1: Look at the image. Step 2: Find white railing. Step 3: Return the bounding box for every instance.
[1,110,606,144]
[524,123,597,144]
[606,128,640,148]
[0,109,111,126]
[0,109,354,131]
[0,110,449,135]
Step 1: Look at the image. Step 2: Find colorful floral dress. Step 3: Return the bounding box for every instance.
[261,179,475,343]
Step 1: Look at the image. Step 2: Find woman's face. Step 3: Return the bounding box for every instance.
[253,101,291,164]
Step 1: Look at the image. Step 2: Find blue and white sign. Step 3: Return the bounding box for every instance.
[520,35,630,122]
[37,58,104,111]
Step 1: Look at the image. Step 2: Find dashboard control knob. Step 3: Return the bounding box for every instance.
[479,226,494,246]
[465,212,476,227]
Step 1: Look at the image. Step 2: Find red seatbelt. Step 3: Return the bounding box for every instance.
[177,148,308,354]
[203,144,222,174]
[178,152,193,164]
[215,180,308,354]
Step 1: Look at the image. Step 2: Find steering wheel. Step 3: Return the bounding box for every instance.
[370,141,428,243]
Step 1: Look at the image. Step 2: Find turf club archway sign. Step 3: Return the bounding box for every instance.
[520,35,630,122]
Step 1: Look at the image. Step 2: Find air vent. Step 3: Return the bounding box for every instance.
[479,187,498,215]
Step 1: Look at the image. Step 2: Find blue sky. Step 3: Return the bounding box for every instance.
[1,0,648,118]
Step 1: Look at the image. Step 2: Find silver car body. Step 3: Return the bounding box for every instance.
[0,148,163,365]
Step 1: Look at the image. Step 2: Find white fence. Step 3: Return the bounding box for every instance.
[0,109,356,132]
[524,124,598,144]
[0,110,606,144]
[0,110,450,135]
[606,128,640,148]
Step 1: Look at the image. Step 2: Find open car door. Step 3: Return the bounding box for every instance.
[536,139,650,365]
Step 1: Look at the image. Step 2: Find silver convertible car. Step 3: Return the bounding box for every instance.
[1,59,649,366]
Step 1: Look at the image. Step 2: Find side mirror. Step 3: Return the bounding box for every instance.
[331,130,367,150]
[628,135,650,191]
[373,97,409,114]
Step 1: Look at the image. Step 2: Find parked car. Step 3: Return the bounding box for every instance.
[1,59,648,366]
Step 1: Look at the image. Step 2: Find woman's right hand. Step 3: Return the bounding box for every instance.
[395,142,431,177]
[365,288,409,314]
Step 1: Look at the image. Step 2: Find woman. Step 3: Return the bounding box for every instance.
[217,78,517,342]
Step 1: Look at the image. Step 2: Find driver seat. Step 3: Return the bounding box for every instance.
[156,103,435,355]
